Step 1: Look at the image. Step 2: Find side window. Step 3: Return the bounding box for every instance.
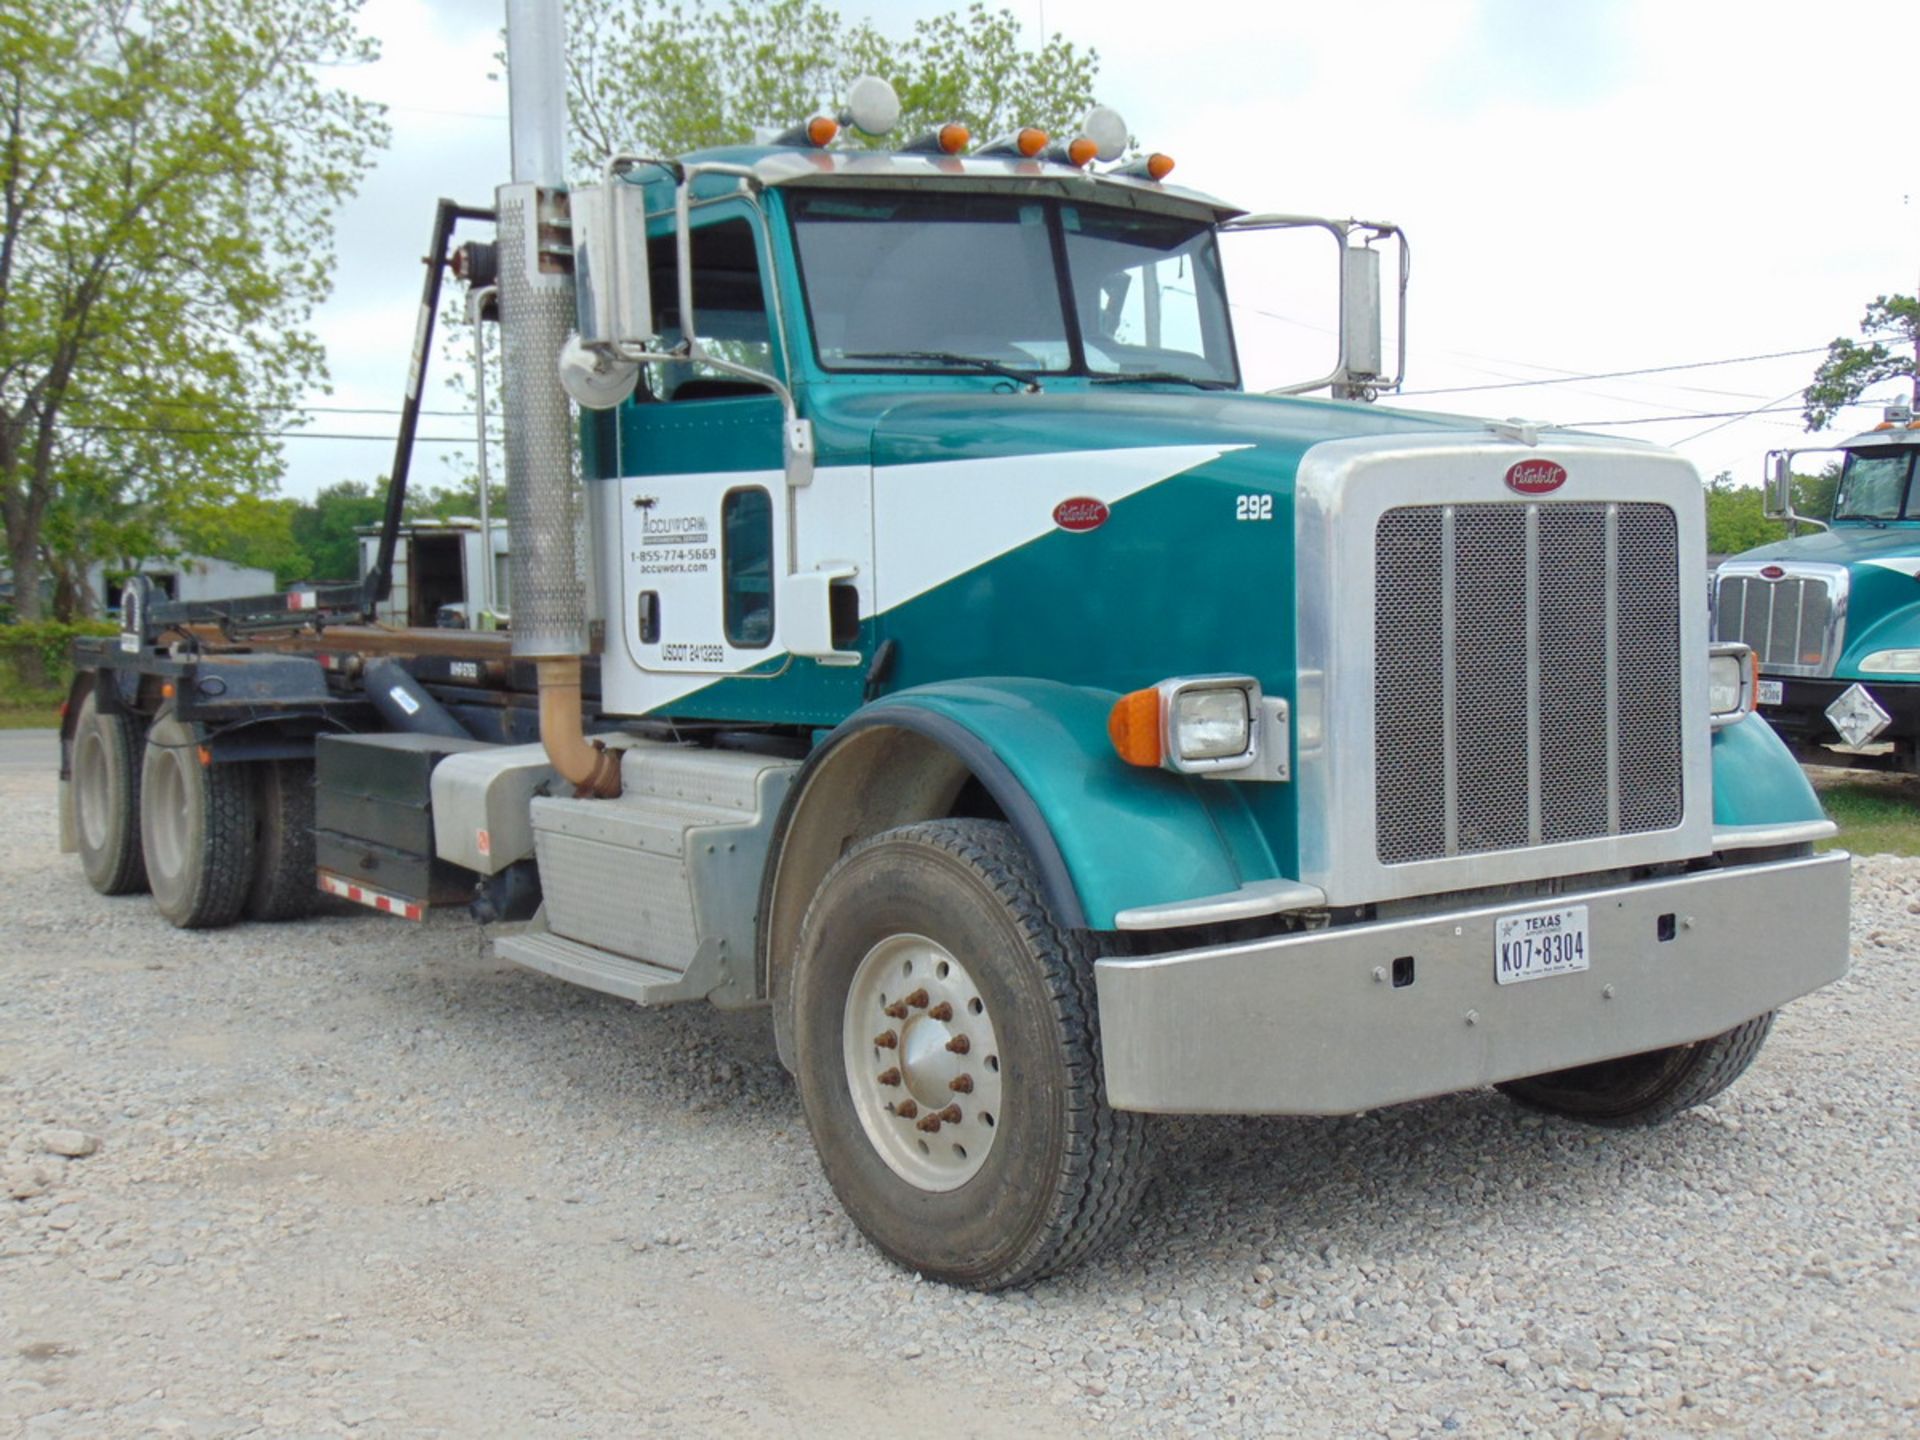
[722,487,774,647]
[642,215,776,402]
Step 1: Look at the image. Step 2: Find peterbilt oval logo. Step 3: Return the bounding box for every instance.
[1504,459,1567,495]
[1053,497,1109,532]
[1759,564,1786,580]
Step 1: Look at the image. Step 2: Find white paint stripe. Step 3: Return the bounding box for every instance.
[1863,556,1920,580]
[872,444,1249,614]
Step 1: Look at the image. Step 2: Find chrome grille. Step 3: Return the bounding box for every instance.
[1714,572,1837,675]
[1374,502,1683,865]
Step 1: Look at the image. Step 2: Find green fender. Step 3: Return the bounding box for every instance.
[855,678,1279,930]
[1711,711,1827,826]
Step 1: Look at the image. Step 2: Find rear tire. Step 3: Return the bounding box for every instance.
[1497,1012,1776,1127]
[790,818,1151,1290]
[139,708,257,929]
[72,690,148,895]
[245,759,317,921]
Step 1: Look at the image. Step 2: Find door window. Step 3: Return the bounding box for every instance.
[722,486,774,648]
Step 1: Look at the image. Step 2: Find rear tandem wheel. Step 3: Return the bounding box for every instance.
[139,707,258,930]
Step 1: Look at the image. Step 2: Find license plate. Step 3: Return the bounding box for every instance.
[1757,679,1783,706]
[1495,904,1590,985]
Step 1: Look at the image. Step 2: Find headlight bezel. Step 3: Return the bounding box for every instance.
[1161,676,1260,772]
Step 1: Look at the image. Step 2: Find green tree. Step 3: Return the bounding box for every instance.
[291,480,385,584]
[564,0,1100,166]
[0,0,386,623]
[1705,471,1784,555]
[1803,293,1920,430]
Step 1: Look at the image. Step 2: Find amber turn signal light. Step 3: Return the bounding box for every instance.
[1108,688,1163,767]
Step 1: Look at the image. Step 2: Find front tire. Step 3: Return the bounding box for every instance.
[790,819,1151,1290]
[72,690,148,895]
[139,708,257,929]
[1497,1012,1776,1126]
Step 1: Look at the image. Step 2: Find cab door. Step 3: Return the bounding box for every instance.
[615,204,792,695]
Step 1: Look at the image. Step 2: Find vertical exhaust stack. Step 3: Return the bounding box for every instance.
[499,0,620,797]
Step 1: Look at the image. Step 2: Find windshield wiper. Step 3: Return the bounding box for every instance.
[844,350,1043,392]
[1089,371,1235,390]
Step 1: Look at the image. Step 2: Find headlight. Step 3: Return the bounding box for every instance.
[1108,675,1264,774]
[1859,649,1920,674]
[1707,643,1756,726]
[1171,686,1250,761]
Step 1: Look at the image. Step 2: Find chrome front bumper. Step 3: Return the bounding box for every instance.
[1094,850,1852,1115]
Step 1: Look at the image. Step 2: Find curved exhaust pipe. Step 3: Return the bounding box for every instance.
[536,658,621,797]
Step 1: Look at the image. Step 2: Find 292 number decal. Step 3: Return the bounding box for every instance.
[1235,494,1273,522]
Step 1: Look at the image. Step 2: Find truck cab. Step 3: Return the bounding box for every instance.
[1715,403,1920,770]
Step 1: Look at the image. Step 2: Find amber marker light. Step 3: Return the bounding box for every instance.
[938,122,970,154]
[807,114,840,146]
[1146,152,1175,180]
[1108,687,1164,768]
[1067,135,1098,167]
[1017,126,1048,157]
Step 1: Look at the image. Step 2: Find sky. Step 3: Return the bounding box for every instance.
[287,0,1920,502]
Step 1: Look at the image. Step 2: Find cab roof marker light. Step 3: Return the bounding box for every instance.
[1112,152,1176,181]
[771,114,840,148]
[841,75,900,137]
[901,121,970,155]
[977,127,1049,158]
[1050,136,1099,168]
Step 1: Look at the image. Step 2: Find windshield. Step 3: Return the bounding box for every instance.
[788,190,1239,386]
[1834,449,1916,520]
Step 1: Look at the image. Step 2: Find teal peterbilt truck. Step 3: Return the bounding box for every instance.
[57,9,1851,1289]
[1715,403,1920,770]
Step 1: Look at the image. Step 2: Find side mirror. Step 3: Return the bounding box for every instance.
[571,181,652,348]
[1764,452,1791,520]
[1340,243,1384,385]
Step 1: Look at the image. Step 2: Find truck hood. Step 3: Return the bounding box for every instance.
[807,385,1491,470]
[1727,523,1920,569]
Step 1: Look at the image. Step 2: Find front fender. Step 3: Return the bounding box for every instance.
[861,678,1279,930]
[1711,710,1827,826]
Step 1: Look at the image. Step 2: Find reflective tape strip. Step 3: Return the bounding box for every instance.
[317,871,424,922]
[288,591,319,611]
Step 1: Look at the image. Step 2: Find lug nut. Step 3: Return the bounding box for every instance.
[904,988,930,1009]
[949,1073,973,1094]
[916,1113,943,1133]
[939,1104,962,1125]
[877,1067,901,1087]
[926,1001,953,1021]
[893,1099,918,1120]
[945,1034,970,1055]
[883,1000,909,1020]
[874,1030,898,1049]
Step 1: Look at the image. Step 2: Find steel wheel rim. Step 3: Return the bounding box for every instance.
[842,933,1004,1192]
[147,747,190,883]
[75,724,111,852]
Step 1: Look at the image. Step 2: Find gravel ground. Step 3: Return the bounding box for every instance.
[3,734,1917,1437]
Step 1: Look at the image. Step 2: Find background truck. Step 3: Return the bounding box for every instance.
[1715,401,1920,772]
[55,1,1851,1290]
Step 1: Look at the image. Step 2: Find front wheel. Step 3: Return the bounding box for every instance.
[790,819,1151,1290]
[1497,1012,1776,1126]
[139,708,257,929]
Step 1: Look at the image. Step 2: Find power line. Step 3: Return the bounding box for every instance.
[1398,346,1828,397]
[57,422,479,443]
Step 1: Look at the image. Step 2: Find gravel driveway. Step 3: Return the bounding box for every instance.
[3,733,1916,1436]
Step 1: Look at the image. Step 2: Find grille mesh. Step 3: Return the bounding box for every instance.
[1714,574,1835,674]
[1374,502,1683,865]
